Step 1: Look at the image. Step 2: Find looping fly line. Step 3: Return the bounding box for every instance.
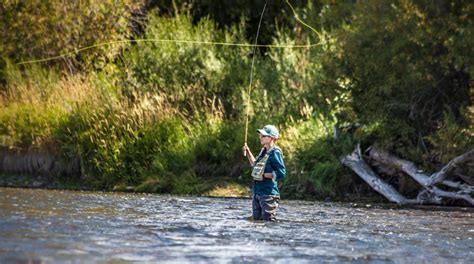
[17,0,321,65]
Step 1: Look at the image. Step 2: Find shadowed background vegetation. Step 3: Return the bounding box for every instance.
[0,0,472,200]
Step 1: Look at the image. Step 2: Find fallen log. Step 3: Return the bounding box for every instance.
[341,145,473,206]
[340,144,413,204]
[369,147,474,205]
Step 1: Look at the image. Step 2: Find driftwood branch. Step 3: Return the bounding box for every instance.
[340,145,413,204]
[427,149,474,185]
[341,145,474,206]
[431,186,474,205]
[456,172,474,185]
[369,147,473,205]
[369,147,429,186]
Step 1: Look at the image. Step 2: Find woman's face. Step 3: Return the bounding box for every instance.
[259,133,273,145]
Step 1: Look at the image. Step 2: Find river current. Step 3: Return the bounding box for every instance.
[0,187,473,263]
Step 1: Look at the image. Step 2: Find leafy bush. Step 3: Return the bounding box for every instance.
[427,109,474,165]
[320,0,473,163]
[1,0,139,69]
[117,11,245,111]
[279,117,355,199]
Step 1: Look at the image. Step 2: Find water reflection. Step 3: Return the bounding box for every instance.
[0,188,473,263]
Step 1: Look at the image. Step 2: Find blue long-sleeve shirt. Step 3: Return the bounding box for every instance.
[252,147,286,196]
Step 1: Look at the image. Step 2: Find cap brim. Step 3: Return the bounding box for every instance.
[257,129,271,136]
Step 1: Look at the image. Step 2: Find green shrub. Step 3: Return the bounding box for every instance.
[427,109,474,165]
[320,0,473,161]
[1,0,139,69]
[192,119,248,178]
[118,11,241,107]
[279,117,355,199]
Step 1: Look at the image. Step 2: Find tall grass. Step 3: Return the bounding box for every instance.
[0,62,101,152]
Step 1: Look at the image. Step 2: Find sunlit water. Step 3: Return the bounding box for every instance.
[0,188,473,263]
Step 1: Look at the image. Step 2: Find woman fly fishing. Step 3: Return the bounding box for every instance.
[243,125,286,221]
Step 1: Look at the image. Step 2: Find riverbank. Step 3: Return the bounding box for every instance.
[0,173,251,198]
[0,173,86,191]
[0,172,387,204]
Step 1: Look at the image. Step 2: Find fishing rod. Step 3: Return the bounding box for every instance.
[243,0,268,157]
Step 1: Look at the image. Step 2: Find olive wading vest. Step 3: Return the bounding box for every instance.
[251,146,279,181]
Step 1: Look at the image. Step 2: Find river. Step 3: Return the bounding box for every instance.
[0,187,473,263]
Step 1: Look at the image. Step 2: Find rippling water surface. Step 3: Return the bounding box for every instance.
[0,187,473,263]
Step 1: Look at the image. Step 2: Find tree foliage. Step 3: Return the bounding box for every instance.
[1,0,139,69]
[321,0,473,166]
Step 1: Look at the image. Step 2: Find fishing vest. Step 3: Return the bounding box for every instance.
[251,146,279,181]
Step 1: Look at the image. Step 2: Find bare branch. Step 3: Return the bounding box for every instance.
[440,180,474,193]
[428,149,474,185]
[368,147,474,205]
[340,145,411,204]
[369,147,430,186]
[456,172,474,186]
[430,186,474,205]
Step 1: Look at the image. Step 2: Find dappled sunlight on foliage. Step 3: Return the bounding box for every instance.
[279,117,355,199]
[1,0,140,69]
[0,0,472,199]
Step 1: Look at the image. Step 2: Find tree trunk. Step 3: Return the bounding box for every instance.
[340,145,412,204]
